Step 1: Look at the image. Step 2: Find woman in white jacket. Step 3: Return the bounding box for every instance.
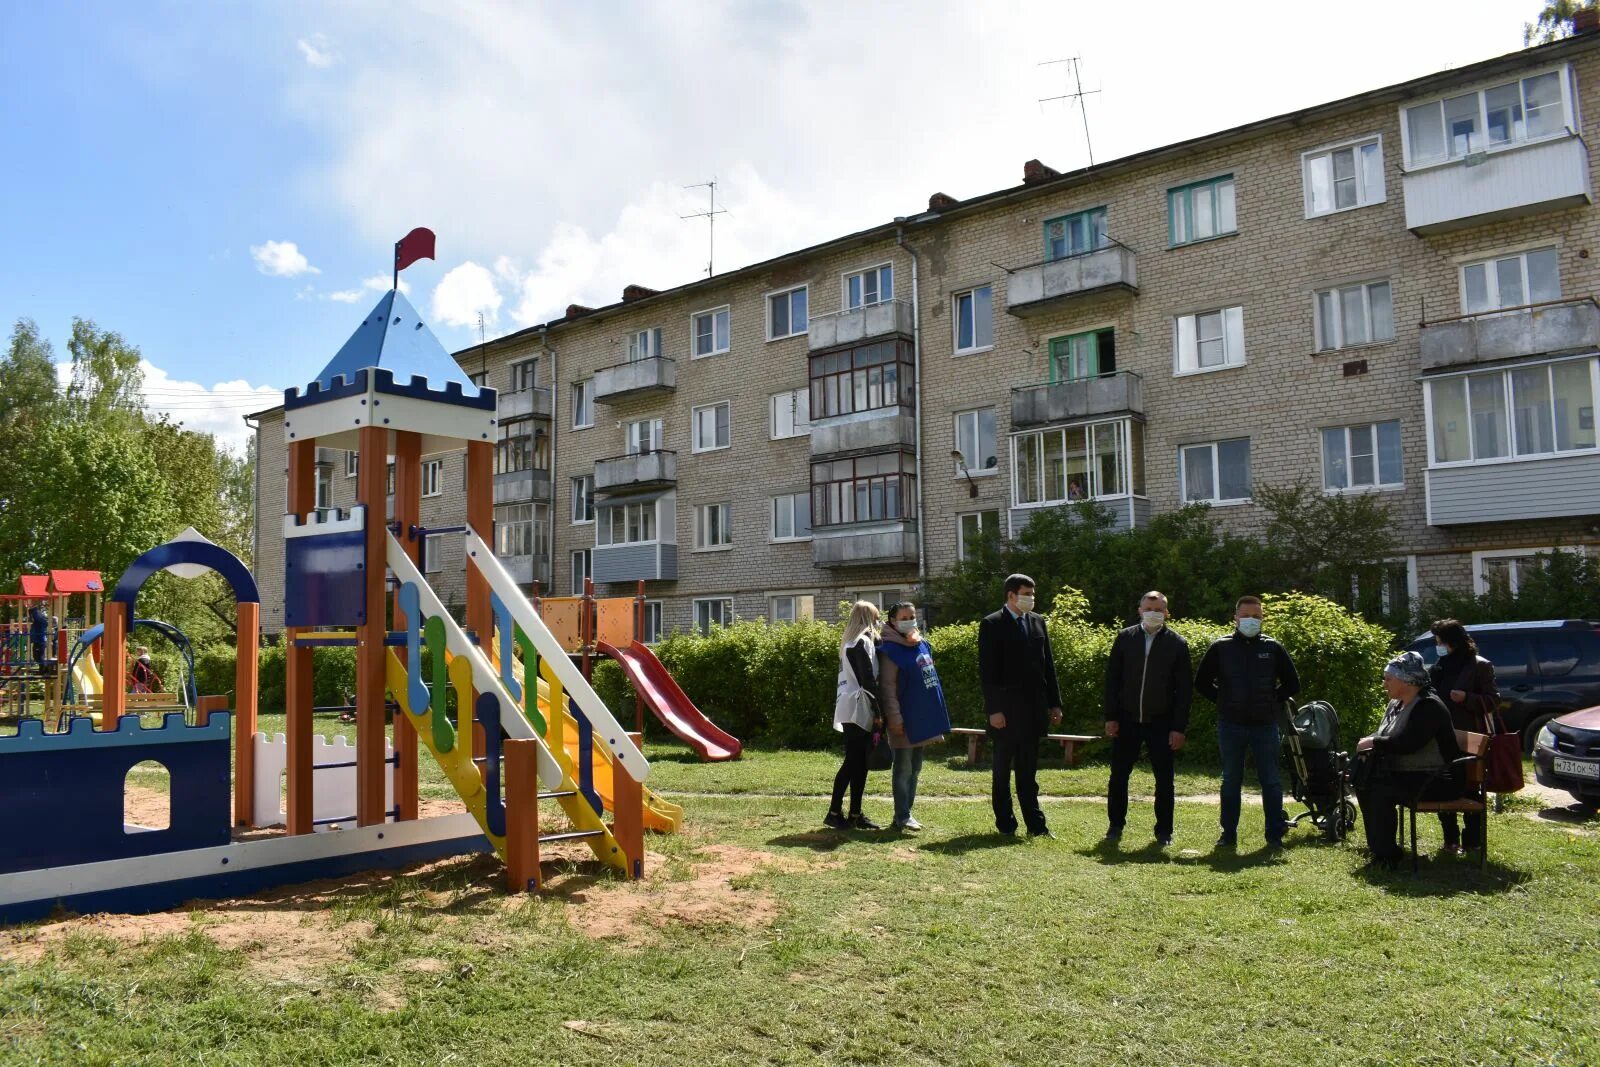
[826,600,883,829]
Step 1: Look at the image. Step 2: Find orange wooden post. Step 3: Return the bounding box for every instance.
[100,601,128,729]
[195,694,228,726]
[285,438,316,835]
[356,424,389,827]
[466,439,493,775]
[391,431,422,822]
[504,738,541,893]
[233,600,260,827]
[613,731,646,880]
[581,577,594,682]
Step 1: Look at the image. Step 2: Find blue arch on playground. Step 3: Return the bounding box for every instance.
[111,540,259,619]
[65,620,198,706]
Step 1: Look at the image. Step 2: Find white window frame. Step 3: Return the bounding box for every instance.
[421,458,444,498]
[953,408,999,477]
[843,588,904,613]
[768,593,816,623]
[1321,420,1404,493]
[843,263,893,310]
[693,502,733,551]
[641,600,664,643]
[1470,546,1585,596]
[1302,135,1386,218]
[1458,247,1561,315]
[570,474,594,525]
[1178,438,1253,506]
[1400,63,1577,170]
[1423,355,1600,468]
[692,401,731,454]
[1314,280,1394,352]
[957,509,1001,561]
[1009,418,1141,508]
[627,328,663,363]
[625,418,664,456]
[691,305,731,359]
[766,284,809,341]
[770,389,811,440]
[953,284,995,355]
[770,492,813,543]
[509,358,538,392]
[1173,306,1246,376]
[424,533,446,574]
[596,499,663,547]
[572,379,594,430]
[570,548,591,594]
[345,451,358,478]
[694,597,734,634]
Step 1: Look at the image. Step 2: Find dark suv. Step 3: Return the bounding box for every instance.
[1406,620,1600,753]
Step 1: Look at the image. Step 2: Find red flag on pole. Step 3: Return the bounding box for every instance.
[393,227,436,287]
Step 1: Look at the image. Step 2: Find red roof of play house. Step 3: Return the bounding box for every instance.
[48,570,104,594]
[18,575,48,597]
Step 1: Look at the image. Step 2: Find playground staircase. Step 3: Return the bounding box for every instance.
[385,532,649,880]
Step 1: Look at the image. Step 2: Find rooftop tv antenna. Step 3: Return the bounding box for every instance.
[680,178,729,277]
[1038,57,1100,167]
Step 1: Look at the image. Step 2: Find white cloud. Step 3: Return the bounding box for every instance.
[250,239,320,277]
[328,288,363,303]
[431,261,503,328]
[328,275,410,303]
[54,360,279,455]
[297,33,336,68]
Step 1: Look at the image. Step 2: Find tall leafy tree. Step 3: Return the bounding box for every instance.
[1525,0,1596,44]
[65,318,145,423]
[1,319,62,422]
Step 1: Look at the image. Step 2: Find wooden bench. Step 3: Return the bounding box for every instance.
[948,727,1099,768]
[1399,729,1490,872]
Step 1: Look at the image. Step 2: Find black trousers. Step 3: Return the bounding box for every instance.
[830,723,872,816]
[1438,810,1483,848]
[1358,772,1460,860]
[1107,720,1176,837]
[992,731,1046,834]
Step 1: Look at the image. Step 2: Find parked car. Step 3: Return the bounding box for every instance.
[1532,708,1600,810]
[1406,620,1600,754]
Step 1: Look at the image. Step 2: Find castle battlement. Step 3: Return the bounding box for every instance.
[1,712,231,753]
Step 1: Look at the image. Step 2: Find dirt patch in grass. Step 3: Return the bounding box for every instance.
[562,843,784,947]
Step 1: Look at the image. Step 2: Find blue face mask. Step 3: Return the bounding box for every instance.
[1236,617,1262,638]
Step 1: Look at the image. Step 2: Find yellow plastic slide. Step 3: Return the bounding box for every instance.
[73,653,103,698]
[512,658,683,833]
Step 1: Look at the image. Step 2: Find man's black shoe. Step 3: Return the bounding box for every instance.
[1155,834,1174,848]
[1215,833,1237,849]
[848,814,882,831]
[823,811,849,830]
[1028,828,1055,839]
[1102,828,1122,843]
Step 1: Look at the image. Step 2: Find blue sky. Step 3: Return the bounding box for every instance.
[0,1,1534,451]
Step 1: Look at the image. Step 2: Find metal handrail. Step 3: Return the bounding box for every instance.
[1011,368,1144,394]
[1419,294,1599,328]
[996,235,1136,276]
[808,297,913,321]
[596,354,677,374]
[594,448,677,465]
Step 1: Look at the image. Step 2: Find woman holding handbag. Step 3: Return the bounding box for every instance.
[878,602,951,832]
[826,600,885,830]
[1428,619,1499,854]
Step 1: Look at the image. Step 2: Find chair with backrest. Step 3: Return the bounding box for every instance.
[1399,729,1489,872]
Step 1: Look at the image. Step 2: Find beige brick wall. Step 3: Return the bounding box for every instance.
[252,42,1600,634]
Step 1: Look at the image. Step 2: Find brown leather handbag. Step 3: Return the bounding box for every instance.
[1482,709,1525,794]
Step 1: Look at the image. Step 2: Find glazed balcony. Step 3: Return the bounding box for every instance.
[1403,133,1592,235]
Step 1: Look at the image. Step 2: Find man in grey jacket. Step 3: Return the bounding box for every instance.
[1102,591,1192,846]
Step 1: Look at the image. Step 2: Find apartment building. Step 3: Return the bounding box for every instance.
[252,30,1600,637]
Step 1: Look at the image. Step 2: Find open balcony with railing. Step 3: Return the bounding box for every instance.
[1004,241,1137,318]
[1011,369,1144,429]
[492,466,551,506]
[593,356,676,404]
[1419,297,1600,373]
[808,298,914,351]
[594,449,677,495]
[497,385,552,421]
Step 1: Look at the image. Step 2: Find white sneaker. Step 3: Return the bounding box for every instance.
[901,816,923,832]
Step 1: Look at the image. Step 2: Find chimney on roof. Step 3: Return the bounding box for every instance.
[1575,7,1600,33]
[1022,159,1062,185]
[928,192,958,212]
[622,284,659,302]
[565,303,594,319]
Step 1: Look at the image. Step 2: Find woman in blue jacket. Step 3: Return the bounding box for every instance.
[878,602,951,832]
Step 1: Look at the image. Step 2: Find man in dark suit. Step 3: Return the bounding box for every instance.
[978,574,1063,837]
[1103,590,1192,847]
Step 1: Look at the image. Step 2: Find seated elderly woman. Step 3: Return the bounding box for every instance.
[1354,651,1464,870]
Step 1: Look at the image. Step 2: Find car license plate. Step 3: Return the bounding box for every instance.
[1553,756,1600,781]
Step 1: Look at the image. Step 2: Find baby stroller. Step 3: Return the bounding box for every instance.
[1281,699,1357,841]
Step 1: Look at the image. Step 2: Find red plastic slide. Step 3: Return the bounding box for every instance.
[598,641,743,761]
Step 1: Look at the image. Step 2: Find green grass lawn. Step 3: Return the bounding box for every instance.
[3,742,1599,1066]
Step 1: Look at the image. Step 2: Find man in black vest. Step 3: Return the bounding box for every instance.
[1195,595,1301,848]
[1102,590,1192,846]
[978,574,1062,837]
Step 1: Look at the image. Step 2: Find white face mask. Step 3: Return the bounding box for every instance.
[1435,643,1450,657]
[1015,595,1035,613]
[1140,610,1165,632]
[895,619,916,636]
[1237,617,1262,638]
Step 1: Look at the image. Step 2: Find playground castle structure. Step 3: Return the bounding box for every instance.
[0,285,695,923]
[1,570,106,722]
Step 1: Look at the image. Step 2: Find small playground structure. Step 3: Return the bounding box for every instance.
[0,280,694,924]
[1,569,110,723]
[532,579,742,762]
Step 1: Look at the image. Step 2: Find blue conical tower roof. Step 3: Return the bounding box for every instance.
[311,289,480,396]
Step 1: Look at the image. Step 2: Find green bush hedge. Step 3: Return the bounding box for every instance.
[191,639,357,711]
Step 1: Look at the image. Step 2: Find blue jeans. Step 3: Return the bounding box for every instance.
[892,746,924,825]
[1218,720,1287,840]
